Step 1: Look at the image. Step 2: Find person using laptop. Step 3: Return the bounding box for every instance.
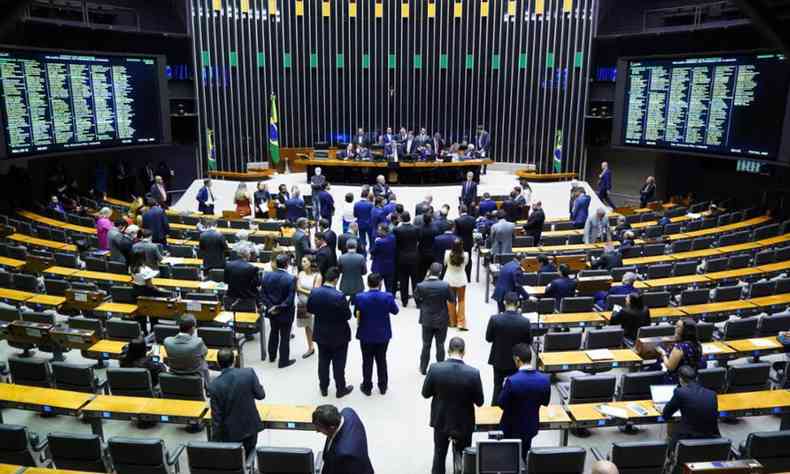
[661,365,720,450]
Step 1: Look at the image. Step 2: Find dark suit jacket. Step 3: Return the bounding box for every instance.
[371,233,396,276]
[415,201,432,216]
[523,208,545,244]
[502,199,519,223]
[149,183,168,206]
[454,215,476,252]
[545,277,577,304]
[434,216,452,234]
[592,250,623,271]
[319,190,335,218]
[324,229,338,255]
[598,168,612,193]
[224,259,260,300]
[492,260,528,302]
[208,367,265,442]
[316,245,337,280]
[196,186,215,213]
[198,229,227,270]
[338,232,366,256]
[353,200,374,231]
[414,277,455,328]
[640,183,656,206]
[421,359,484,436]
[142,206,169,244]
[292,229,313,265]
[260,269,296,323]
[498,369,551,439]
[479,199,497,217]
[432,232,456,262]
[321,408,374,474]
[609,306,650,341]
[307,285,351,347]
[662,382,720,440]
[285,197,306,222]
[476,131,491,153]
[394,223,420,265]
[571,194,591,226]
[418,223,438,258]
[485,311,533,371]
[355,289,399,344]
[461,180,478,205]
[372,182,390,198]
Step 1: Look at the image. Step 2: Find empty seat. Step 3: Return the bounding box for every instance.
[105,319,141,341]
[13,273,39,292]
[69,316,105,339]
[527,447,586,474]
[208,268,225,283]
[696,322,715,342]
[673,261,698,277]
[107,437,184,474]
[712,285,742,302]
[642,226,663,240]
[669,438,731,474]
[753,223,780,240]
[611,266,636,282]
[777,278,790,294]
[153,324,180,344]
[617,371,665,401]
[716,214,733,226]
[107,368,155,397]
[721,317,758,340]
[559,297,593,313]
[717,233,739,247]
[605,294,628,310]
[755,250,776,266]
[83,257,107,272]
[751,281,776,298]
[646,264,672,279]
[159,373,205,401]
[726,363,770,393]
[643,291,670,308]
[197,327,236,349]
[739,430,790,473]
[700,218,717,230]
[535,298,556,315]
[44,278,70,296]
[698,367,727,393]
[51,362,104,393]
[256,447,315,474]
[642,244,665,257]
[759,311,790,336]
[692,236,715,250]
[6,246,28,261]
[705,257,728,272]
[9,357,50,387]
[637,324,676,339]
[680,289,709,306]
[0,303,20,323]
[188,442,251,474]
[543,332,583,352]
[537,272,560,286]
[621,246,642,259]
[609,441,668,474]
[0,424,46,466]
[169,245,195,258]
[776,246,790,262]
[670,239,692,253]
[567,375,616,404]
[47,432,109,472]
[107,261,129,275]
[585,328,624,349]
[684,220,702,232]
[171,266,201,281]
[0,271,12,288]
[728,254,751,269]
[110,285,136,304]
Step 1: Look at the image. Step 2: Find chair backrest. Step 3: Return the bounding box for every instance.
[44,278,70,296]
[188,442,246,474]
[585,328,624,350]
[717,233,738,247]
[108,437,170,474]
[646,264,672,279]
[742,430,790,472]
[106,319,142,341]
[670,239,691,253]
[21,311,55,325]
[535,298,556,314]
[527,447,586,474]
[673,261,698,277]
[672,438,732,474]
[606,294,628,310]
[172,266,201,281]
[169,245,195,258]
[47,432,107,472]
[753,223,780,240]
[185,292,220,302]
[110,285,136,304]
[621,246,642,259]
[697,368,727,393]
[722,317,758,340]
[51,362,97,393]
[7,245,28,261]
[636,324,675,339]
[9,357,51,387]
[208,268,225,283]
[777,278,790,295]
[727,254,751,269]
[153,324,180,344]
[159,373,205,401]
[680,289,709,306]
[692,236,715,250]
[108,261,129,275]
[256,447,315,474]
[754,250,776,266]
[13,273,39,292]
[776,246,790,262]
[83,257,107,273]
[712,285,742,302]
[618,371,665,401]
[107,368,155,398]
[569,375,616,404]
[611,266,636,282]
[642,291,670,308]
[559,297,593,313]
[642,243,665,257]
[759,312,790,336]
[68,316,104,339]
[0,303,20,323]
[537,272,561,286]
[705,257,728,272]
[0,424,36,466]
[610,441,668,474]
[543,332,583,352]
[198,327,235,349]
[750,281,776,298]
[726,362,770,393]
[695,322,715,342]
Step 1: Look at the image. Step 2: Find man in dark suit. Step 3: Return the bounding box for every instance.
[460,172,477,207]
[421,337,484,474]
[478,193,497,217]
[313,404,374,474]
[501,191,519,223]
[285,189,307,222]
[415,263,456,375]
[260,255,296,368]
[319,218,338,260]
[224,246,261,312]
[310,168,327,221]
[339,221,367,257]
[141,199,169,245]
[571,189,591,229]
[372,175,390,198]
[498,343,551,461]
[475,126,491,156]
[486,292,533,406]
[492,257,529,313]
[307,267,354,398]
[415,194,433,217]
[291,218,313,266]
[394,211,420,306]
[371,223,396,296]
[196,178,215,215]
[432,133,445,156]
[597,161,614,208]
[198,218,227,271]
[544,264,578,306]
[418,212,438,281]
[208,349,265,455]
[591,242,623,271]
[315,232,337,281]
[353,128,369,147]
[353,190,374,249]
[454,205,476,281]
[355,273,399,396]
[432,220,457,265]
[640,176,656,209]
[522,200,546,246]
[434,205,452,233]
[662,365,720,449]
[149,175,168,207]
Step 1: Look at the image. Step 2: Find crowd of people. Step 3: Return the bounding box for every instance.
[336,125,491,162]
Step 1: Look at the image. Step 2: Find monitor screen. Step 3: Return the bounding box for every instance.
[650,384,676,405]
[477,440,521,474]
[0,46,170,159]
[612,51,790,159]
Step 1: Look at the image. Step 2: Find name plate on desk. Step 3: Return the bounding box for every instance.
[683,459,764,473]
[65,289,108,310]
[7,320,53,345]
[50,327,97,350]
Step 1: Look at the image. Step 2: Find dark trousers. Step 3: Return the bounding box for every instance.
[599,189,615,208]
[268,317,293,366]
[420,326,448,373]
[495,299,506,313]
[201,205,214,215]
[464,254,473,282]
[357,227,369,249]
[432,428,472,474]
[381,272,396,296]
[397,261,419,304]
[317,343,349,391]
[418,255,435,282]
[360,341,389,391]
[241,434,258,457]
[492,367,517,406]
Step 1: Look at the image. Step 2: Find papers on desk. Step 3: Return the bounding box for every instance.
[186,301,202,312]
[200,281,228,291]
[748,338,776,348]
[523,312,539,324]
[703,344,723,354]
[585,349,614,361]
[597,404,628,419]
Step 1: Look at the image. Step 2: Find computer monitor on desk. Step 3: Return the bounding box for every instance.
[477,439,521,474]
[650,384,677,413]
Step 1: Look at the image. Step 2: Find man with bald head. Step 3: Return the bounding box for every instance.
[592,460,619,474]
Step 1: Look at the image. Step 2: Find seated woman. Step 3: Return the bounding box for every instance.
[609,292,651,343]
[657,318,705,384]
[120,337,167,386]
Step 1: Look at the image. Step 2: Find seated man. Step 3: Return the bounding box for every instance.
[164,314,210,382]
[544,264,577,306]
[591,242,623,271]
[595,271,638,309]
[661,365,720,450]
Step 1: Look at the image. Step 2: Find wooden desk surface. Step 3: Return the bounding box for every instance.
[83,395,207,418]
[0,288,34,302]
[474,405,571,427]
[160,346,219,363]
[539,349,641,368]
[26,295,66,307]
[0,465,21,474]
[257,403,315,424]
[666,216,771,241]
[94,302,139,315]
[641,275,710,288]
[717,389,790,412]
[724,337,782,353]
[758,260,790,273]
[599,308,687,322]
[294,158,493,168]
[152,278,203,289]
[25,468,104,474]
[540,312,605,326]
[0,384,94,410]
[87,340,127,355]
[8,233,73,251]
[623,255,678,266]
[0,256,26,269]
[749,293,790,307]
[679,300,758,315]
[17,210,94,234]
[105,197,133,207]
[702,341,737,357]
[704,267,763,281]
[567,400,660,422]
[43,266,81,277]
[214,311,260,325]
[75,270,131,283]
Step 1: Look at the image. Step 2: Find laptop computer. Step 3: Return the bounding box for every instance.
[650,384,677,413]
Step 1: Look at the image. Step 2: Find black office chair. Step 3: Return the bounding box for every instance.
[673,261,698,277]
[159,373,205,401]
[670,239,692,253]
[642,291,670,308]
[712,285,742,302]
[69,316,105,339]
[171,266,201,281]
[51,362,106,394]
[759,312,790,337]
[0,270,13,288]
[8,356,51,388]
[256,447,316,474]
[617,371,665,401]
[728,254,751,269]
[696,322,715,342]
[107,368,156,398]
[585,328,624,350]
[44,278,70,296]
[107,437,184,474]
[636,325,676,339]
[738,430,790,473]
[777,278,790,295]
[0,424,48,466]
[51,229,68,243]
[105,319,142,341]
[720,317,758,340]
[776,246,790,262]
[604,441,668,474]
[537,272,561,286]
[717,233,739,247]
[754,250,776,266]
[705,257,729,272]
[543,332,583,352]
[698,367,727,393]
[83,257,107,272]
[198,327,236,349]
[152,325,178,345]
[605,294,628,311]
[108,261,129,275]
[692,236,716,251]
[6,245,28,261]
[750,281,776,298]
[13,273,39,292]
[109,285,136,304]
[753,223,780,240]
[169,245,195,258]
[0,303,20,323]
[187,442,253,474]
[621,246,642,259]
[669,438,731,474]
[71,281,100,292]
[517,272,539,286]
[564,375,616,405]
[47,432,110,472]
[611,267,637,282]
[208,268,225,283]
[559,297,593,313]
[726,363,770,393]
[642,244,665,257]
[526,447,586,474]
[679,289,709,306]
[642,226,663,240]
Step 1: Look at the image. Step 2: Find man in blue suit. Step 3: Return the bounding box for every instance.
[285,189,307,223]
[313,404,374,474]
[354,273,399,396]
[571,189,591,229]
[307,267,354,398]
[432,220,457,264]
[597,161,615,208]
[594,271,637,309]
[318,185,335,223]
[478,192,497,216]
[498,343,551,461]
[486,292,533,406]
[142,198,169,245]
[196,179,215,215]
[544,264,577,306]
[260,254,296,368]
[371,223,397,295]
[492,256,529,313]
[662,365,720,449]
[460,171,478,207]
[353,190,374,249]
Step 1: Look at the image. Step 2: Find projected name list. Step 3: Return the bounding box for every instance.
[0,52,161,156]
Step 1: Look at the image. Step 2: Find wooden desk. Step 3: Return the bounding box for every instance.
[75,270,132,284]
[702,341,739,361]
[515,170,577,182]
[704,267,764,282]
[758,260,790,274]
[208,169,275,181]
[17,210,95,235]
[538,349,642,373]
[0,384,94,422]
[666,216,771,241]
[0,288,34,303]
[93,302,139,315]
[474,405,572,444]
[599,307,687,323]
[538,312,607,329]
[214,311,261,331]
[717,389,790,417]
[567,400,661,428]
[680,300,758,316]
[0,256,26,270]
[151,278,203,290]
[749,293,790,309]
[82,395,208,439]
[8,233,75,251]
[43,266,81,278]
[724,337,784,357]
[623,255,678,266]
[26,295,66,308]
[85,340,127,359]
[160,346,220,364]
[204,403,316,439]
[0,465,22,474]
[640,275,711,288]
[296,157,493,185]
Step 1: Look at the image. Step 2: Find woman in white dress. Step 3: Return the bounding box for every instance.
[296,255,322,358]
[443,237,469,330]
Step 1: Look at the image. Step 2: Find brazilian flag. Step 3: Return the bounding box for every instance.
[268,95,280,165]
[206,128,217,171]
[553,129,563,173]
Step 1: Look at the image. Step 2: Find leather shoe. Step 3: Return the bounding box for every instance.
[278,359,296,368]
[337,385,354,398]
[361,386,372,396]
[379,387,387,395]
[320,388,328,397]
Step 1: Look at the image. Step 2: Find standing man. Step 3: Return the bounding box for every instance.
[497,343,551,461]
[639,176,656,208]
[307,267,354,398]
[486,293,533,405]
[394,211,420,306]
[292,217,313,266]
[353,189,374,249]
[415,263,456,375]
[492,257,529,313]
[338,239,367,302]
[371,223,397,296]
[421,337,484,474]
[584,208,612,244]
[522,200,545,246]
[142,198,169,245]
[164,315,210,382]
[489,210,515,256]
[149,175,168,207]
[354,273,399,396]
[339,222,366,257]
[417,212,438,280]
[319,185,335,226]
[475,126,490,156]
[415,194,434,218]
[315,232,337,280]
[260,254,297,368]
[432,220,457,265]
[313,404,374,474]
[354,128,369,146]
[319,219,338,263]
[454,205,476,281]
[285,188,307,222]
[223,246,261,312]
[208,349,265,455]
[196,179,216,215]
[598,161,615,208]
[460,171,477,207]
[310,167,327,221]
[661,365,721,450]
[198,218,227,271]
[372,175,390,198]
[571,189,591,229]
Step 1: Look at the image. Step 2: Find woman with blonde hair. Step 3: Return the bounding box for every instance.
[234,183,251,217]
[95,207,113,251]
[254,181,271,218]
